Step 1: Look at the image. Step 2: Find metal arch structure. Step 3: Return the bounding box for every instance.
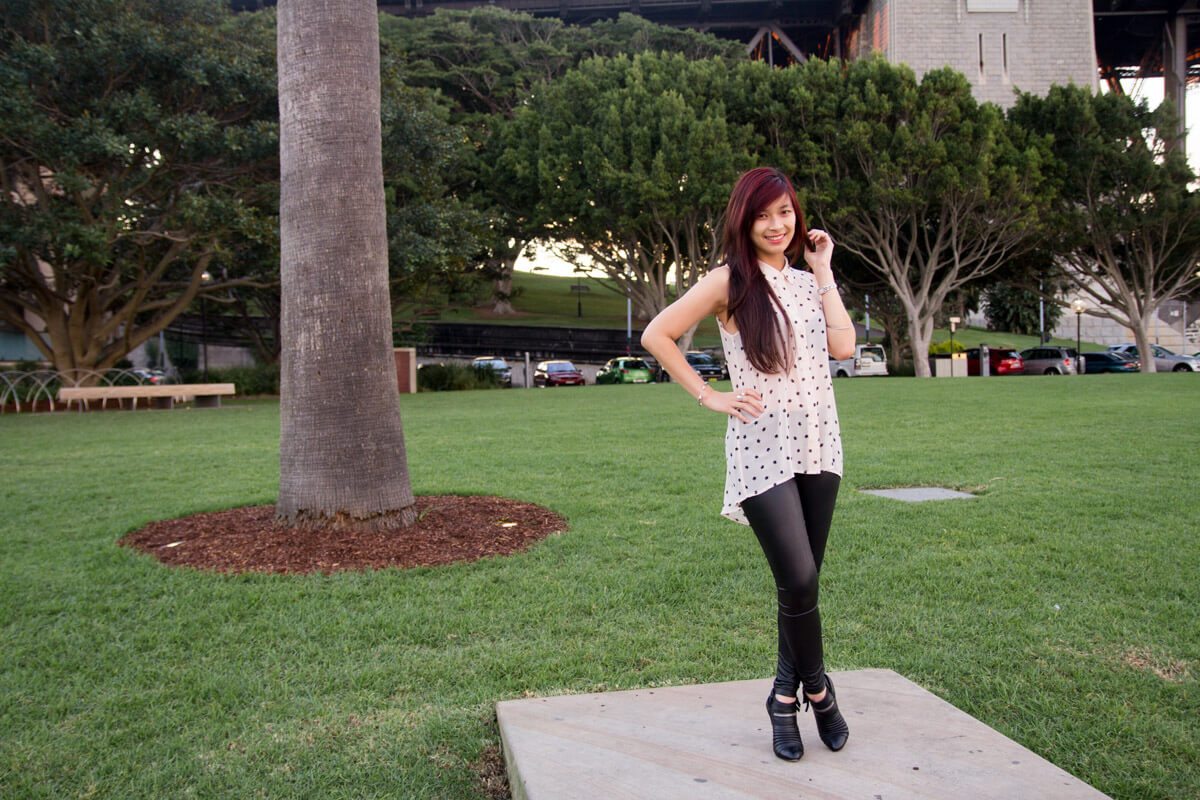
[0,368,178,413]
[1094,1,1200,151]
[1094,1,1200,85]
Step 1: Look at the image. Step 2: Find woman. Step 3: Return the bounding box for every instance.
[641,167,854,762]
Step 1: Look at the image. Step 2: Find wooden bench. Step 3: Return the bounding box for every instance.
[58,383,236,411]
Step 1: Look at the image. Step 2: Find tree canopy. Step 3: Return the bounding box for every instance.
[504,52,760,346]
[788,57,1052,377]
[1010,85,1200,371]
[379,8,744,316]
[9,0,1195,375]
[0,0,278,375]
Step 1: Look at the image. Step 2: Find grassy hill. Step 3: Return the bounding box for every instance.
[403,269,724,347]
[406,269,1103,352]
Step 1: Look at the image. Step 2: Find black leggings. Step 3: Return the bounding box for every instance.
[740,472,840,699]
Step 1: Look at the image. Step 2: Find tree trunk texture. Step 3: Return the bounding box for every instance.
[908,310,935,378]
[276,0,417,531]
[491,261,516,315]
[1132,319,1158,374]
[492,290,516,315]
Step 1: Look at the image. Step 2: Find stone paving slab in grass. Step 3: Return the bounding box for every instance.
[859,487,978,502]
[497,669,1110,800]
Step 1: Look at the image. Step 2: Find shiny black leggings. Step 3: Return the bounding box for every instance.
[741,472,840,699]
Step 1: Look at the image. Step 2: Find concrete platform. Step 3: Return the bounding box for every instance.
[496,669,1110,800]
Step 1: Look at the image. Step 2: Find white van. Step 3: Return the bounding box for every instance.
[829,344,888,378]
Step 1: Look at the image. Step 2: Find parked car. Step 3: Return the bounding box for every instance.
[685,351,727,381]
[1082,351,1140,374]
[533,360,584,387]
[830,344,889,378]
[471,356,512,387]
[131,368,166,385]
[595,357,654,384]
[965,348,1024,376]
[1018,346,1079,375]
[1106,344,1199,372]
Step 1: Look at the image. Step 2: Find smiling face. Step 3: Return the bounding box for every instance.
[750,194,795,268]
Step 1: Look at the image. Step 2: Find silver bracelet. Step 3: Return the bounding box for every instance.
[827,324,853,331]
[818,283,838,296]
[697,383,711,406]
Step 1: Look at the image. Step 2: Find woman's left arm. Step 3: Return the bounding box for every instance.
[805,229,856,361]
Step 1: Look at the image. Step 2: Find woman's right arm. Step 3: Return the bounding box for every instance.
[641,269,763,423]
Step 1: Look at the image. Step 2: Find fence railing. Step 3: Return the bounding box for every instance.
[0,367,181,413]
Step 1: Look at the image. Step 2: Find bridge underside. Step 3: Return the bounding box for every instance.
[1095,1,1200,80]
[377,0,852,62]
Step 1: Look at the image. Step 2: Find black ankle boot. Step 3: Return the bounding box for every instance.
[766,692,804,761]
[805,675,849,751]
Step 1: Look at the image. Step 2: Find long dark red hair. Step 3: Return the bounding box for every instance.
[721,167,814,374]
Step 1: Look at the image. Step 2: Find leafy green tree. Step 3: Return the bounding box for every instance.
[1009,85,1200,371]
[572,12,744,62]
[276,0,416,530]
[790,57,1051,377]
[379,60,487,319]
[379,8,742,315]
[380,7,574,314]
[0,0,278,376]
[505,52,759,348]
[982,279,1065,338]
[379,7,574,121]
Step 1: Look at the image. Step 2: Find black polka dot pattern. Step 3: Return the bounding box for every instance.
[717,264,843,524]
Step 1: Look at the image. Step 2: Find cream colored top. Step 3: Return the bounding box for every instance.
[717,263,843,524]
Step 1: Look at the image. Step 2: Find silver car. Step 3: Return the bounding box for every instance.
[1018,346,1079,375]
[471,356,513,387]
[1106,344,1199,372]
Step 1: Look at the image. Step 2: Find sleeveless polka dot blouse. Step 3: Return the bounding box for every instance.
[718,263,843,524]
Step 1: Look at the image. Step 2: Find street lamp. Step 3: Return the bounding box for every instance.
[200,270,212,381]
[865,292,871,343]
[1071,298,1086,373]
[949,316,961,376]
[1039,277,1046,343]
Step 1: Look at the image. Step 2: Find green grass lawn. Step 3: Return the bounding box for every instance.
[2,376,1197,799]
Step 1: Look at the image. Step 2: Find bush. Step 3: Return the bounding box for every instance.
[181,363,280,395]
[417,363,501,392]
[928,339,966,354]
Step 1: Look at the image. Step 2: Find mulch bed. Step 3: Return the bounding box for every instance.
[120,495,567,575]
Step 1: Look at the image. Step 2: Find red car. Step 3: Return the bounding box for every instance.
[965,348,1025,376]
[534,360,585,387]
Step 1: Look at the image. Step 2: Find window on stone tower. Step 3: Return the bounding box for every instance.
[967,0,1018,11]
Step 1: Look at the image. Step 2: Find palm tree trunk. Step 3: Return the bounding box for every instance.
[276,0,417,530]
